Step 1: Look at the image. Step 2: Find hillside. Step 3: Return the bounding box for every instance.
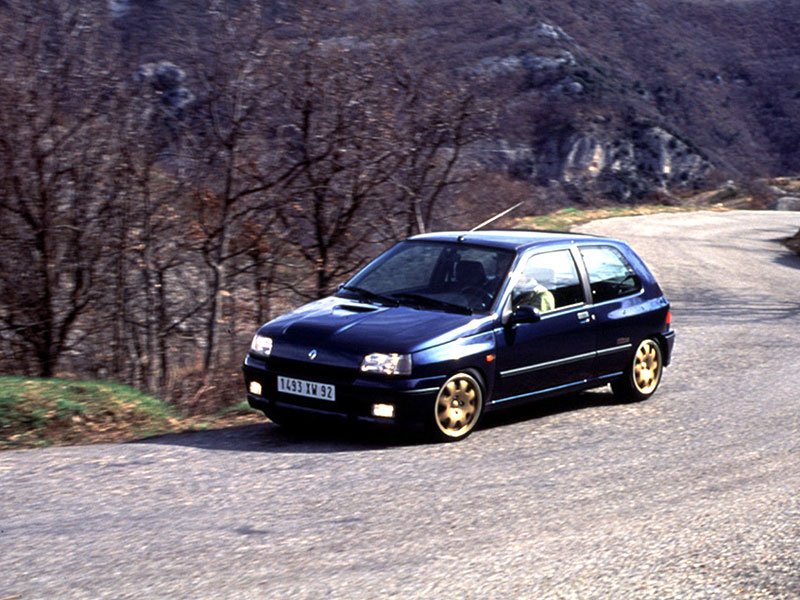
[108,0,800,201]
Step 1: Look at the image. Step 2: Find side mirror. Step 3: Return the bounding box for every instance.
[509,304,541,324]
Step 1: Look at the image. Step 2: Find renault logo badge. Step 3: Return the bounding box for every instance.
[308,349,318,360]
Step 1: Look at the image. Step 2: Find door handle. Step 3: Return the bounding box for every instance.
[577,311,594,323]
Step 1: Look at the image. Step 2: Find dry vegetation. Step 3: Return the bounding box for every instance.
[513,205,696,232]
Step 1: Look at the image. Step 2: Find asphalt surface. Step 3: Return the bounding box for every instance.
[2,210,799,599]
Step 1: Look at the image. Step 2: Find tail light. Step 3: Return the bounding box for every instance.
[665,309,672,328]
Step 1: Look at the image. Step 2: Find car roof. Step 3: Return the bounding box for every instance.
[409,229,616,252]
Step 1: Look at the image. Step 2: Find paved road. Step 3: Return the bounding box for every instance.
[2,211,799,599]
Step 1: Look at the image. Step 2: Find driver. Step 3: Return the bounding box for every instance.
[512,274,555,313]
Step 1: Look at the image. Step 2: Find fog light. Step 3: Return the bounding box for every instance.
[371,403,395,419]
[249,381,262,396]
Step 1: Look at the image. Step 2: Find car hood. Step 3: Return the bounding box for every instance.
[261,296,493,356]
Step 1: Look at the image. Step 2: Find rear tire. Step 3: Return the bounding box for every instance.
[612,338,663,403]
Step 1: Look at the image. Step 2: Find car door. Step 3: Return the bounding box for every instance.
[492,248,595,404]
[577,244,649,377]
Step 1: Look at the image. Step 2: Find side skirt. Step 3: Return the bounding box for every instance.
[484,371,623,412]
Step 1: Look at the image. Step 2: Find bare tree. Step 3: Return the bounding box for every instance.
[274,41,402,298]
[0,1,123,377]
[182,2,300,370]
[385,63,491,237]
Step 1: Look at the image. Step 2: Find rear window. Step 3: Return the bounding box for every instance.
[580,246,642,303]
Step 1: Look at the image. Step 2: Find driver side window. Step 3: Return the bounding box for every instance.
[512,250,584,313]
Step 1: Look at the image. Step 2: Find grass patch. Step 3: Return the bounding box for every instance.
[512,204,694,231]
[0,377,183,450]
[0,377,266,450]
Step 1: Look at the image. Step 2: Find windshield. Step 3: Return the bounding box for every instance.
[339,241,515,313]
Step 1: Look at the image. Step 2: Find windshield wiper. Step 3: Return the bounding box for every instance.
[392,293,472,315]
[339,285,399,307]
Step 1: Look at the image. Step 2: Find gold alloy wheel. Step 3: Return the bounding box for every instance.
[435,373,483,439]
[633,339,662,395]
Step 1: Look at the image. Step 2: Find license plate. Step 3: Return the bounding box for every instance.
[277,376,336,402]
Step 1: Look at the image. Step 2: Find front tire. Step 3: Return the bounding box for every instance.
[431,372,484,442]
[612,338,663,402]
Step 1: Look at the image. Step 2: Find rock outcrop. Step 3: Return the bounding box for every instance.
[464,21,713,200]
[538,123,710,201]
[490,120,710,202]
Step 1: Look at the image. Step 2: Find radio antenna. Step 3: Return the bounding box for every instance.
[469,202,523,232]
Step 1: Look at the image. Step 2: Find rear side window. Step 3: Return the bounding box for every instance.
[580,246,642,303]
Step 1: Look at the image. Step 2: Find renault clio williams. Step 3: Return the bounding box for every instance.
[243,230,675,442]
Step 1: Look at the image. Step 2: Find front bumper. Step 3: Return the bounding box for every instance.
[242,354,442,428]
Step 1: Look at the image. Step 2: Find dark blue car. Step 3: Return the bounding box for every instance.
[243,230,675,441]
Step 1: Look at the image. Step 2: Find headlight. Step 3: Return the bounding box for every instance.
[250,333,273,357]
[360,352,412,375]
